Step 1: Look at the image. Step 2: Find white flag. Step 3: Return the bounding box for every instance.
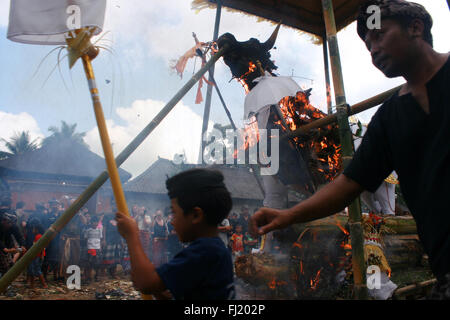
[7,0,106,45]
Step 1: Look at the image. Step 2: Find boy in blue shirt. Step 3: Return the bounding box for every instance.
[116,169,235,300]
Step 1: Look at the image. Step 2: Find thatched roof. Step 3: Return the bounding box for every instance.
[192,0,364,39]
[124,157,304,202]
[0,141,131,182]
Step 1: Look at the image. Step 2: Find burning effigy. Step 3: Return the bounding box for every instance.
[216,25,342,203]
[213,25,399,299]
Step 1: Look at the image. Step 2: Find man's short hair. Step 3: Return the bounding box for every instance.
[357,0,433,47]
[166,169,232,226]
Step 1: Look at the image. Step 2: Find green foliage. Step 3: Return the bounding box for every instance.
[0,131,40,160]
[42,120,88,148]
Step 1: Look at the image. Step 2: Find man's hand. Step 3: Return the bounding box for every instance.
[250,207,293,236]
[115,212,139,240]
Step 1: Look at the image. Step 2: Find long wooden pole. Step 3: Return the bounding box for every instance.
[282,85,402,140]
[322,34,333,115]
[200,0,222,163]
[81,55,130,217]
[322,0,368,299]
[0,45,229,294]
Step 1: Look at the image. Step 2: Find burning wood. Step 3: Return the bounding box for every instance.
[234,253,289,287]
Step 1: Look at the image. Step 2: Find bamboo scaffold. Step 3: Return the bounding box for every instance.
[321,0,367,299]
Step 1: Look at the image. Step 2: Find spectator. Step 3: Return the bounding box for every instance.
[166,213,182,261]
[237,205,251,234]
[83,216,103,283]
[27,222,47,289]
[218,217,232,251]
[152,211,168,268]
[230,224,244,258]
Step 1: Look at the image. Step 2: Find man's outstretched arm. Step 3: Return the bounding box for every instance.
[250,174,364,235]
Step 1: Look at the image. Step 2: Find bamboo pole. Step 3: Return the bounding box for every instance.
[200,0,222,162]
[0,45,229,294]
[81,55,130,217]
[393,278,437,299]
[282,85,402,140]
[321,0,368,299]
[322,34,333,115]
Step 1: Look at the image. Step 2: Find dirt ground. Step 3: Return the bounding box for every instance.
[0,272,141,300]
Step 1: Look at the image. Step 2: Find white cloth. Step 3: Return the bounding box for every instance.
[262,175,288,209]
[8,0,106,45]
[367,272,398,300]
[361,181,396,215]
[353,125,396,215]
[244,75,301,120]
[218,219,230,246]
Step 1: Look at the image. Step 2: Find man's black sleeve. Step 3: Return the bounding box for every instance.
[343,107,393,193]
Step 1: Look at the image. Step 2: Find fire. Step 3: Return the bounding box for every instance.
[267,278,287,290]
[310,269,322,291]
[335,221,349,235]
[238,62,257,95]
[300,261,304,275]
[268,278,276,290]
[277,92,342,182]
[232,116,260,159]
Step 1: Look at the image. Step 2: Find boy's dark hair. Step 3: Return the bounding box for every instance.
[166,169,232,226]
[356,0,433,47]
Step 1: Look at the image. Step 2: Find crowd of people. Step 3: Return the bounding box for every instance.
[0,196,262,290]
[219,205,262,261]
[0,198,189,289]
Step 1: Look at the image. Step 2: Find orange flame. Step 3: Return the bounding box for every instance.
[233,116,260,159]
[237,62,257,95]
[268,278,276,290]
[310,269,322,290]
[277,92,342,181]
[335,221,349,235]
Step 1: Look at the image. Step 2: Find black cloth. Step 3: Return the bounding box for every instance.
[343,55,450,279]
[153,222,168,238]
[237,215,250,234]
[104,214,121,244]
[167,223,182,260]
[0,225,25,250]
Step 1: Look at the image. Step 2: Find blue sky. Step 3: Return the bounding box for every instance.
[0,0,449,179]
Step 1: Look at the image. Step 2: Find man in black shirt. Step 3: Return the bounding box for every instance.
[250,0,450,299]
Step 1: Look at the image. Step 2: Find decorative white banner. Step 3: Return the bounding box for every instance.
[7,0,106,45]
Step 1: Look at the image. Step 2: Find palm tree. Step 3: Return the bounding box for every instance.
[42,121,88,148]
[0,131,40,160]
